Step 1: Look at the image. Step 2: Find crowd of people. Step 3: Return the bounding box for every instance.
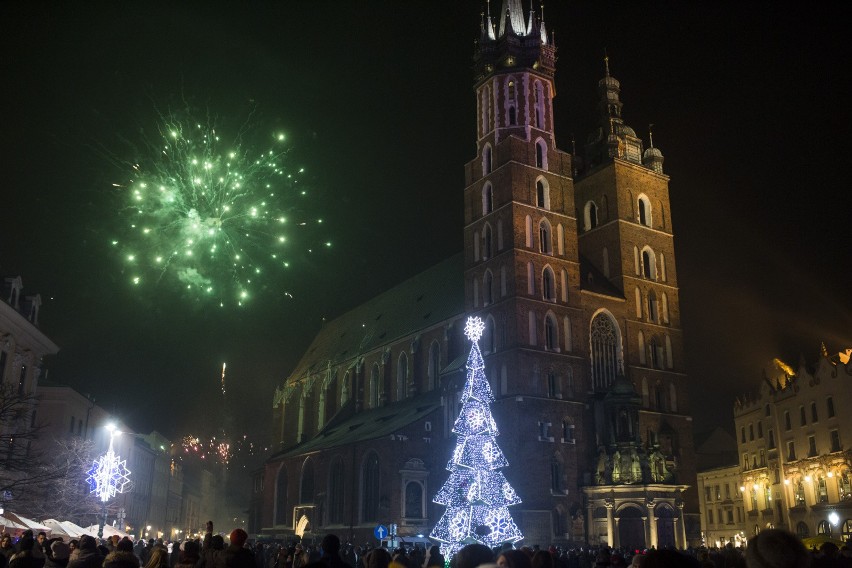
[0,524,848,568]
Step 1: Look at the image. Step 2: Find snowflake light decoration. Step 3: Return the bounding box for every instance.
[86,440,132,503]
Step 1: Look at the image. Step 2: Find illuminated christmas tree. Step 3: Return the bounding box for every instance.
[430,317,523,556]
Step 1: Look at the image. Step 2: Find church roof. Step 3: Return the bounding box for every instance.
[285,253,465,382]
[272,388,443,459]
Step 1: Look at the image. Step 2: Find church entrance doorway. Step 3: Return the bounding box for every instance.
[617,506,645,551]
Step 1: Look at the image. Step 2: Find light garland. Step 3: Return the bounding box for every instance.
[430,316,523,557]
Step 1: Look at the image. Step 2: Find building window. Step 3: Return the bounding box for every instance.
[638,194,652,227]
[328,458,345,524]
[784,411,791,431]
[750,488,757,511]
[800,406,807,427]
[584,201,598,231]
[794,481,805,506]
[765,403,771,417]
[483,145,492,175]
[764,484,771,510]
[536,141,546,168]
[705,486,712,502]
[811,401,819,423]
[827,396,835,418]
[544,314,558,350]
[647,290,658,323]
[796,522,809,538]
[808,435,817,457]
[768,429,776,449]
[482,183,493,215]
[562,421,574,443]
[818,477,828,503]
[708,509,714,525]
[817,520,831,536]
[590,311,620,390]
[641,247,657,279]
[484,270,494,305]
[404,481,423,519]
[787,441,796,461]
[370,364,380,408]
[839,472,851,499]
[300,459,314,504]
[830,429,842,452]
[536,180,546,208]
[275,465,288,526]
[539,220,552,254]
[509,106,517,125]
[428,341,440,391]
[542,267,556,301]
[361,452,380,522]
[397,353,409,401]
[757,421,763,438]
[547,371,558,398]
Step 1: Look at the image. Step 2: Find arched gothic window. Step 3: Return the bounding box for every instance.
[542,267,556,302]
[482,183,493,215]
[428,341,440,390]
[539,220,552,254]
[584,201,598,230]
[590,312,620,389]
[537,180,546,207]
[638,194,652,227]
[370,364,380,408]
[544,313,558,350]
[327,458,345,524]
[361,452,380,522]
[648,290,659,323]
[536,141,546,169]
[275,465,288,525]
[397,353,408,400]
[300,459,315,504]
[483,145,492,175]
[642,247,657,279]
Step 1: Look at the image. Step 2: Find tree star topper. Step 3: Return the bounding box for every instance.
[464,316,486,343]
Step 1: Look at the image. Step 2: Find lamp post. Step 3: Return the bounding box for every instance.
[86,423,132,539]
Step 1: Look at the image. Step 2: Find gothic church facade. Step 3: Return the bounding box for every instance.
[256,1,697,549]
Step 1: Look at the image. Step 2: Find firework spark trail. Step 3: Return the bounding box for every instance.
[111,109,329,306]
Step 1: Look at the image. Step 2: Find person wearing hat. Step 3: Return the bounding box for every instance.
[43,540,70,568]
[223,530,254,568]
[66,536,104,568]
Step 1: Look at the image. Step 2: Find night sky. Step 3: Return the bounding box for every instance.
[1,2,849,441]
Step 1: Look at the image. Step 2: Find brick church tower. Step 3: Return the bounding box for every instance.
[463,0,696,547]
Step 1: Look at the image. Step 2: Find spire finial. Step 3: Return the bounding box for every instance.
[541,1,545,23]
[487,0,492,19]
[648,124,655,148]
[604,50,610,77]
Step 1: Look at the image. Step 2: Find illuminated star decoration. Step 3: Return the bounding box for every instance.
[86,439,132,503]
[431,316,523,556]
[112,110,330,307]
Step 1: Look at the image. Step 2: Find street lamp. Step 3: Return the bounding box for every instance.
[86,423,132,538]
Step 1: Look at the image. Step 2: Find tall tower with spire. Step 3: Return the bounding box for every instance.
[463,1,695,547]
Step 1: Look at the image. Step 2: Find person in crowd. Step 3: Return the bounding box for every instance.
[454,544,493,568]
[318,536,349,568]
[496,550,530,568]
[423,546,443,568]
[43,540,69,568]
[531,551,553,568]
[9,535,39,568]
[363,549,390,568]
[742,529,810,568]
[143,546,169,568]
[173,541,200,568]
[1,536,16,563]
[104,539,140,568]
[222,530,254,568]
[170,542,182,568]
[66,536,103,568]
[201,522,225,568]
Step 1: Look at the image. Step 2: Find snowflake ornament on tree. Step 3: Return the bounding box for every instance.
[430,316,523,557]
